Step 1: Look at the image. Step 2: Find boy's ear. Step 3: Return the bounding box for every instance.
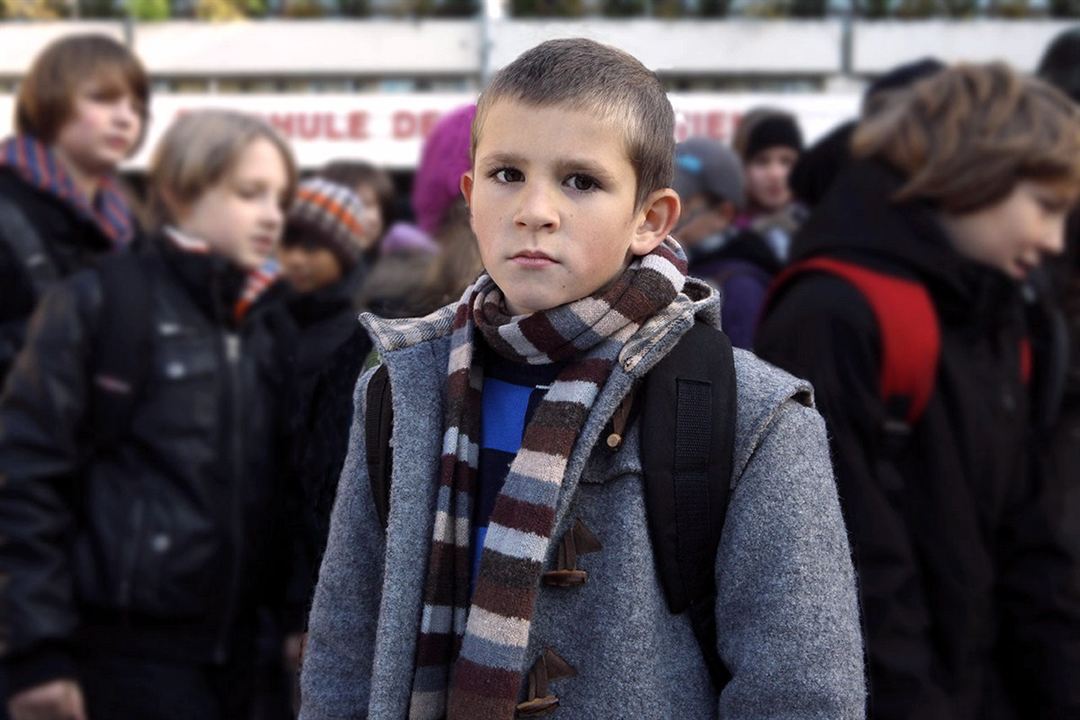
[460,170,474,209]
[629,188,681,256]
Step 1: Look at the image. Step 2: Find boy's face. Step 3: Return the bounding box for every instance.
[463,99,668,316]
[942,179,1074,282]
[280,245,345,294]
[354,183,385,249]
[171,137,289,272]
[745,146,798,212]
[675,194,734,249]
[54,77,142,177]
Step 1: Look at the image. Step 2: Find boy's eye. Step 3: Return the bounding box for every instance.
[492,168,523,184]
[1038,197,1070,215]
[566,174,599,192]
[237,185,265,201]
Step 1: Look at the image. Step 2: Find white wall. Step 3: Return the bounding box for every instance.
[0,19,1073,78]
[486,20,844,75]
[852,19,1075,74]
[133,20,481,75]
[0,91,860,168]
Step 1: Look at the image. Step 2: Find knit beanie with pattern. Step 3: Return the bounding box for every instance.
[286,177,368,270]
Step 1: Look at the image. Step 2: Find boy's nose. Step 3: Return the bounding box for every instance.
[112,99,139,129]
[1042,215,1068,256]
[263,201,284,231]
[514,183,560,232]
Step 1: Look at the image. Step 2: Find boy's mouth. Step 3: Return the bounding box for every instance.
[512,250,557,267]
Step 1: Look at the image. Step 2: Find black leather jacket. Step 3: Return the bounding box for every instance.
[0,237,293,693]
[0,168,123,385]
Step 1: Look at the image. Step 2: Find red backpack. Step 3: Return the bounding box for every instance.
[766,257,1032,430]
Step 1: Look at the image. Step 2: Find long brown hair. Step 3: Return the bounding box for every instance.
[853,63,1080,213]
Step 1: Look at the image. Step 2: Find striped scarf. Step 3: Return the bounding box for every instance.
[0,135,135,246]
[408,238,689,720]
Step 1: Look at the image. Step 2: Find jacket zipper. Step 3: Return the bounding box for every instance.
[118,497,146,607]
[214,329,245,664]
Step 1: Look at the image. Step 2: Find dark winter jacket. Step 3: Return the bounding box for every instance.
[0,235,293,695]
[0,168,131,384]
[756,160,1080,720]
[279,270,372,619]
[690,230,782,350]
[1047,212,1080,629]
[282,268,365,440]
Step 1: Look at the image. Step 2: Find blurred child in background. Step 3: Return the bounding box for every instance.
[0,34,148,384]
[0,109,298,720]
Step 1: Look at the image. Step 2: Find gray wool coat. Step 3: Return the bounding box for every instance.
[300,280,865,719]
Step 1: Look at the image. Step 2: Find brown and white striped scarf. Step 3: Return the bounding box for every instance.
[407,238,690,720]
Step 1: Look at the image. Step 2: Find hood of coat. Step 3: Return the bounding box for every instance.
[791,159,1020,326]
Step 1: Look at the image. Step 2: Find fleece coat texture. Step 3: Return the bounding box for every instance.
[300,279,865,719]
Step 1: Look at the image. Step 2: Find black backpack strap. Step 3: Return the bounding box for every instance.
[88,251,155,449]
[640,321,737,693]
[0,194,58,298]
[365,364,393,530]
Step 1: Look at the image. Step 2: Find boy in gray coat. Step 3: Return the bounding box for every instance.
[300,38,864,720]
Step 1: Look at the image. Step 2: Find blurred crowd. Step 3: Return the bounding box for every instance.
[0,27,1079,720]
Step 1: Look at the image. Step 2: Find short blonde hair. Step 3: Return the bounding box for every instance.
[148,110,298,229]
[852,63,1080,213]
[16,34,150,151]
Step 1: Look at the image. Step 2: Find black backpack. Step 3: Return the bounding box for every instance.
[0,197,154,448]
[364,321,738,691]
[0,195,59,299]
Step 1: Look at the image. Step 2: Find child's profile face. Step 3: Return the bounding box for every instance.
[942,179,1073,281]
[280,245,344,294]
[54,76,142,177]
[463,99,659,316]
[172,137,290,272]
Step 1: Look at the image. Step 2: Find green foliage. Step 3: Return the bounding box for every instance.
[281,0,323,16]
[129,0,169,18]
[741,0,824,17]
[1048,0,1080,16]
[336,0,369,14]
[601,0,643,15]
[511,0,584,16]
[195,0,243,19]
[652,0,686,16]
[741,0,787,17]
[788,0,825,16]
[987,0,1031,16]
[857,0,891,18]
[79,0,119,16]
[893,0,935,17]
[431,0,476,16]
[699,0,730,16]
[939,0,975,16]
[4,0,64,17]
